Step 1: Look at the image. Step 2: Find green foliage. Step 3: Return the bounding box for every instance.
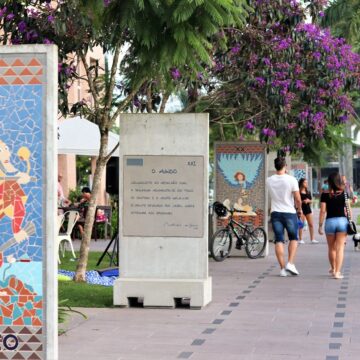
[115,0,251,84]
[322,0,360,51]
[68,188,82,204]
[76,156,92,188]
[58,299,87,328]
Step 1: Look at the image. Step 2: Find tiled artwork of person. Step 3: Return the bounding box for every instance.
[291,168,306,182]
[0,55,45,358]
[215,143,266,229]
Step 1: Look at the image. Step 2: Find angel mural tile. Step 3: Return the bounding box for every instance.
[216,152,264,215]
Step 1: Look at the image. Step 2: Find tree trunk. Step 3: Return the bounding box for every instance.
[339,122,353,187]
[74,129,109,282]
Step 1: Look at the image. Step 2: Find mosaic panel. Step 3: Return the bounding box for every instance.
[215,143,266,228]
[290,162,308,182]
[0,54,45,359]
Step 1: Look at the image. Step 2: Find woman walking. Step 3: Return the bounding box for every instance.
[319,172,349,279]
[298,178,318,244]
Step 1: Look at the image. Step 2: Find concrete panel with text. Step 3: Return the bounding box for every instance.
[114,114,211,308]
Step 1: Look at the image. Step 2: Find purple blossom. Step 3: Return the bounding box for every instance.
[47,15,55,23]
[170,68,181,80]
[262,128,276,137]
[298,110,309,121]
[0,7,7,18]
[328,78,342,93]
[312,51,321,61]
[231,45,241,54]
[338,95,352,111]
[282,145,291,152]
[287,123,297,130]
[27,8,40,18]
[18,21,27,33]
[295,80,306,90]
[6,13,14,21]
[294,64,303,75]
[263,58,271,66]
[245,121,255,130]
[326,55,341,70]
[319,11,325,17]
[283,92,296,105]
[25,30,38,41]
[43,38,53,44]
[339,114,349,123]
[297,142,305,149]
[255,77,266,87]
[274,37,292,51]
[311,112,326,136]
[248,53,259,67]
[133,97,141,108]
[104,0,112,6]
[214,61,224,72]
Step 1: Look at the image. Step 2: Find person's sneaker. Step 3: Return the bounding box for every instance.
[311,239,319,244]
[299,240,305,244]
[285,262,299,275]
[280,268,288,277]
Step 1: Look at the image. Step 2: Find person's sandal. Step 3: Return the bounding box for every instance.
[334,272,344,280]
[328,268,335,276]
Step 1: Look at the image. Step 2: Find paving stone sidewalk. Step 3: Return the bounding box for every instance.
[59,209,360,360]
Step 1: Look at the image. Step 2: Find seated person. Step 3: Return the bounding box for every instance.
[57,173,70,211]
[74,187,92,238]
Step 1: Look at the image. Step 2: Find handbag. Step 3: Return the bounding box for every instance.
[344,191,357,235]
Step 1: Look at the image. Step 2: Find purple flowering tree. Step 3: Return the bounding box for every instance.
[184,0,360,163]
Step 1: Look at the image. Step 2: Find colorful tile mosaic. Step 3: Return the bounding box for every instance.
[215,143,266,228]
[290,162,308,181]
[0,54,45,359]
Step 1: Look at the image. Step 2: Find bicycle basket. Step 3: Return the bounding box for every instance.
[213,202,228,217]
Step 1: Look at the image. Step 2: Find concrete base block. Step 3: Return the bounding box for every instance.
[113,277,212,309]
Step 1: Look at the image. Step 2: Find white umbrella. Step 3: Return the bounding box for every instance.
[58,116,119,157]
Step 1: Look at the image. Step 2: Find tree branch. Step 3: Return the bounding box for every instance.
[104,42,122,121]
[160,92,170,113]
[79,50,100,114]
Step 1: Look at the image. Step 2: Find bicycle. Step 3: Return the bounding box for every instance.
[210,202,267,261]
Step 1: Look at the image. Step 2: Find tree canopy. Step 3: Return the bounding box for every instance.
[322,0,360,52]
[180,0,360,164]
[0,0,251,280]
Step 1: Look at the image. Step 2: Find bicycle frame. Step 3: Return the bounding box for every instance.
[226,213,252,243]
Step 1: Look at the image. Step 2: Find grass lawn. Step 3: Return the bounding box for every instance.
[58,251,113,308]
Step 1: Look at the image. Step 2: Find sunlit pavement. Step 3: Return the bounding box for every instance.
[59,208,360,360]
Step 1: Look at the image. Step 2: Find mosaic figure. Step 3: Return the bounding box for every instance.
[0,140,35,265]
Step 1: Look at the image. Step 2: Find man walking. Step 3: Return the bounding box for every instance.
[267,157,302,277]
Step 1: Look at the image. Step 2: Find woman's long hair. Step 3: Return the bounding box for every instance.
[328,171,344,194]
[299,178,308,193]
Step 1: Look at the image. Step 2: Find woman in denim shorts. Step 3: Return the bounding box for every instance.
[319,172,350,279]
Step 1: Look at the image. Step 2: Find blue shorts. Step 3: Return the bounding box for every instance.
[325,217,348,234]
[271,212,298,243]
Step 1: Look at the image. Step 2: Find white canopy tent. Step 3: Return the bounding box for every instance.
[58,116,119,156]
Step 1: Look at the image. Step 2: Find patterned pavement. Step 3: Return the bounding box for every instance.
[59,209,360,360]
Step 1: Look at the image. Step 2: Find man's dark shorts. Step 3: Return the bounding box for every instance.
[271,211,298,243]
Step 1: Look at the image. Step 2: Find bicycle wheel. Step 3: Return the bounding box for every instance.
[245,227,267,259]
[210,228,232,262]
